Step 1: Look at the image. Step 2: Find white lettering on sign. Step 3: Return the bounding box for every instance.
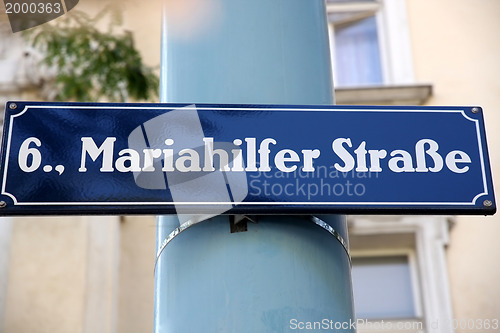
[331,138,471,174]
[18,137,42,172]
[25,136,469,175]
[79,137,116,172]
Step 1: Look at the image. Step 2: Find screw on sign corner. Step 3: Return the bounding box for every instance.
[3,0,80,33]
[483,200,493,207]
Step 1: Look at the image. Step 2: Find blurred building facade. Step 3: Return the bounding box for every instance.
[0,0,499,332]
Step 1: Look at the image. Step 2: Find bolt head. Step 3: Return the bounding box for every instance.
[9,103,17,110]
[483,200,493,207]
[472,107,480,113]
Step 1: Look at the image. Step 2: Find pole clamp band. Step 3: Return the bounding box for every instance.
[310,216,351,262]
[155,216,350,273]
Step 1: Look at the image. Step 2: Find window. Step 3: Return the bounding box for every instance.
[328,0,383,86]
[352,255,417,319]
[348,216,455,333]
[327,0,415,87]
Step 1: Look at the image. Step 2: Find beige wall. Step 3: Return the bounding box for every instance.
[3,216,123,333]
[117,217,156,333]
[4,218,87,333]
[2,215,154,333]
[407,0,500,326]
[1,2,161,332]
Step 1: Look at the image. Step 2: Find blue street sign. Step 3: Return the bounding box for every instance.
[0,101,495,215]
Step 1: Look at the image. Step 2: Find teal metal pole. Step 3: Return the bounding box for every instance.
[154,1,355,332]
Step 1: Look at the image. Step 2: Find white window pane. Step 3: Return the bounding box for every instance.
[351,256,416,319]
[334,16,383,86]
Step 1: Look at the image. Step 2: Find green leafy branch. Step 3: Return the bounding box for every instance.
[23,7,159,102]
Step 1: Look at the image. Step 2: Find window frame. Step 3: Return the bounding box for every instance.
[348,215,455,333]
[351,248,424,321]
[327,0,415,87]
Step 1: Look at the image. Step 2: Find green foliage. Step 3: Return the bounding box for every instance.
[23,7,159,102]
